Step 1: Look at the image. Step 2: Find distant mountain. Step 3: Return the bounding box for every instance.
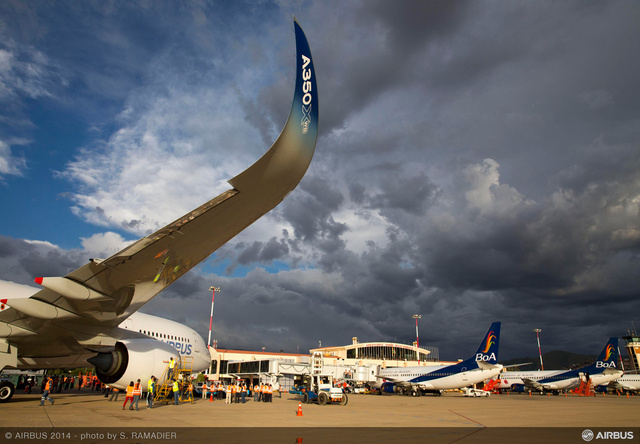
[502,351,596,371]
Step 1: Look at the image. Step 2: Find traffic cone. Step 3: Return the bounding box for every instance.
[296,403,303,416]
[209,394,213,402]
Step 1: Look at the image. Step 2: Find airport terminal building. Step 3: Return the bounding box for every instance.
[207,337,444,390]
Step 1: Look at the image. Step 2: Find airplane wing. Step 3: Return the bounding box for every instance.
[521,378,547,390]
[375,375,414,389]
[0,19,318,362]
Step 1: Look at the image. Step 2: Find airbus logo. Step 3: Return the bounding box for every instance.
[582,429,634,441]
[301,54,312,134]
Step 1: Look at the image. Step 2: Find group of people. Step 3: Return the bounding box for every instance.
[200,381,278,404]
[113,376,157,410]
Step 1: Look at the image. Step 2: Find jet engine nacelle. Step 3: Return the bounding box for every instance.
[509,383,527,393]
[88,339,177,390]
[381,382,401,394]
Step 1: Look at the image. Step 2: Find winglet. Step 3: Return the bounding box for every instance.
[228,19,318,198]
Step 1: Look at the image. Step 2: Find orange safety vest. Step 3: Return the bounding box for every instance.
[133,383,141,396]
[44,380,51,391]
[126,385,134,396]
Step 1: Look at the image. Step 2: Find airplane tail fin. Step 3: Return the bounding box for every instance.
[583,337,619,372]
[471,322,501,365]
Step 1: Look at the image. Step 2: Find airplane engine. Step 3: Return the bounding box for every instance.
[88,340,177,389]
[381,382,401,394]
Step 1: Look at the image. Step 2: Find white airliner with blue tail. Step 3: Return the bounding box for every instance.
[373,322,502,396]
[497,337,623,394]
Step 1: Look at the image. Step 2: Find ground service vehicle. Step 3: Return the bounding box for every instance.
[300,374,348,406]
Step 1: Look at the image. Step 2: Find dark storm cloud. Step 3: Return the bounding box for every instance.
[0,236,84,285]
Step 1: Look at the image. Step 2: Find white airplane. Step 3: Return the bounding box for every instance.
[599,373,640,394]
[0,18,318,403]
[373,322,503,396]
[497,337,622,394]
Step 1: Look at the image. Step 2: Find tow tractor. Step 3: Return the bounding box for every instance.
[299,373,348,406]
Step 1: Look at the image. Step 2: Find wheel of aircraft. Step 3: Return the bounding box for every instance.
[318,392,328,405]
[0,380,14,403]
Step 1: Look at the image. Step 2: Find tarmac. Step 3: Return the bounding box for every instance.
[0,389,638,443]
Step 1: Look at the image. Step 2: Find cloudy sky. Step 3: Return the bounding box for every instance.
[1,1,638,361]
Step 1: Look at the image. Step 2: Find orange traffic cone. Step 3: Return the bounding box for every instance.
[296,403,303,416]
[209,394,213,402]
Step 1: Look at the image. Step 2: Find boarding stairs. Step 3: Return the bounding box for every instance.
[154,356,195,404]
[482,378,501,394]
[572,377,595,397]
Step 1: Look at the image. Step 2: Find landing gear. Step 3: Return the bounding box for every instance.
[0,380,15,403]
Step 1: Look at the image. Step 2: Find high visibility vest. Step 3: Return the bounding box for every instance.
[148,379,154,392]
[133,383,141,396]
[44,380,51,391]
[254,385,259,392]
[225,385,231,393]
[126,385,134,396]
[169,359,175,369]
[172,381,179,392]
[188,384,193,392]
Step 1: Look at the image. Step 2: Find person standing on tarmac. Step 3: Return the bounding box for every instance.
[254,383,260,402]
[147,376,155,409]
[225,383,232,404]
[122,381,135,410]
[202,380,208,400]
[109,386,120,402]
[241,383,247,404]
[132,379,142,411]
[39,377,55,406]
[172,379,180,405]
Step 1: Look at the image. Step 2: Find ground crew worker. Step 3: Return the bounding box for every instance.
[187,381,194,403]
[172,379,180,405]
[202,380,208,399]
[215,382,222,400]
[225,383,232,404]
[254,384,260,402]
[132,379,142,411]
[267,384,273,402]
[234,382,239,404]
[167,357,176,379]
[147,376,155,409]
[40,377,55,406]
[108,387,120,401]
[123,381,135,410]
[241,383,247,404]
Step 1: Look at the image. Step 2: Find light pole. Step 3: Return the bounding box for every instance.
[207,287,221,349]
[533,328,544,370]
[413,314,422,361]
